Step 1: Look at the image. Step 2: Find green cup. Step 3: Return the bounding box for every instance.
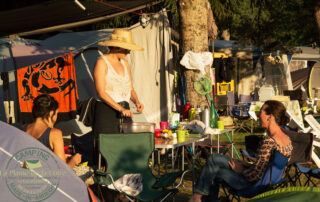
[177,130,186,142]
[217,120,224,130]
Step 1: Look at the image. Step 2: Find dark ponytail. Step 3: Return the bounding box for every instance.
[32,94,59,120]
[263,100,290,126]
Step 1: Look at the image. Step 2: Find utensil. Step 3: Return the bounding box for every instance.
[122,122,155,133]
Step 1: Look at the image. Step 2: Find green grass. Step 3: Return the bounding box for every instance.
[155,131,320,202]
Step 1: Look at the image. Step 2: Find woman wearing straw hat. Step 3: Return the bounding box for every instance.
[93,28,144,140]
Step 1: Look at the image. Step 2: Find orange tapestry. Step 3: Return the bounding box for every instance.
[16,52,78,122]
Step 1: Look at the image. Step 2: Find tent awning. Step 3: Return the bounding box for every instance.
[0,0,163,37]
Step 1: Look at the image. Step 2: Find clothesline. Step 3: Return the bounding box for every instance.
[94,0,142,16]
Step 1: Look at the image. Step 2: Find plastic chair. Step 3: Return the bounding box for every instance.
[94,132,188,202]
[221,150,289,201]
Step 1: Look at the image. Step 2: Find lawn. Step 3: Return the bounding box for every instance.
[151,131,258,201]
[153,130,320,202]
[66,127,320,201]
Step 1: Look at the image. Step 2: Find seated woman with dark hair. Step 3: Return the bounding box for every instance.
[189,100,293,202]
[24,94,81,168]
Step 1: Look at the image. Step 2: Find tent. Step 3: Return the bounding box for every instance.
[249,187,320,202]
[0,0,163,37]
[0,10,175,136]
[0,121,90,201]
[0,38,68,123]
[211,40,320,100]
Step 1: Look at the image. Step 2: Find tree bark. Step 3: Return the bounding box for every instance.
[315,0,320,41]
[179,0,211,109]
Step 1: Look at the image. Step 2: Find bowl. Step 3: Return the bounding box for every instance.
[121,122,156,133]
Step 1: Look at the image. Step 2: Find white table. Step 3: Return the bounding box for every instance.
[153,134,207,193]
[154,134,207,171]
[204,127,238,158]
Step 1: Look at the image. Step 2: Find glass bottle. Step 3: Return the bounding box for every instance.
[210,100,218,128]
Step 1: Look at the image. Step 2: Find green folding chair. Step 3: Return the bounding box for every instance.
[94,132,188,201]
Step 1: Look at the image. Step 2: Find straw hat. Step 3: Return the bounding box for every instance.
[99,29,144,51]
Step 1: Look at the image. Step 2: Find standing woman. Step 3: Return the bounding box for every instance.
[93,29,144,145]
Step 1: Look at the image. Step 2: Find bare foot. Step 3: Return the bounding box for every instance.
[119,194,130,202]
[188,193,202,202]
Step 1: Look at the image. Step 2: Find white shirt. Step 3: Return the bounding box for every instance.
[101,55,131,103]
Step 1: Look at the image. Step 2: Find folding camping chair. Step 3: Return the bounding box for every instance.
[292,164,320,186]
[283,129,320,186]
[94,132,189,202]
[227,92,252,133]
[281,129,314,186]
[220,150,289,201]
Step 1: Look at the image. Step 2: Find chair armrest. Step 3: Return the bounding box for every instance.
[153,170,190,189]
[240,149,257,162]
[93,169,112,185]
[94,169,107,176]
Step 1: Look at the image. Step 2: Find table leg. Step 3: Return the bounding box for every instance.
[192,142,195,193]
[172,147,176,199]
[182,146,185,171]
[231,130,234,158]
[217,134,220,154]
[210,134,213,154]
[172,148,175,173]
[165,149,168,174]
[158,150,161,176]
[152,151,154,172]
[251,118,253,134]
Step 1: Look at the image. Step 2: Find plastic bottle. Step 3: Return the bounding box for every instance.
[210,100,218,128]
[194,113,201,121]
[183,102,191,119]
[188,105,195,121]
[202,106,210,128]
[196,105,202,119]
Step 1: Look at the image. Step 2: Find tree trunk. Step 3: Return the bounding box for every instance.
[179,0,210,109]
[315,0,320,41]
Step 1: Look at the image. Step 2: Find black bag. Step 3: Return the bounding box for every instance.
[245,135,265,156]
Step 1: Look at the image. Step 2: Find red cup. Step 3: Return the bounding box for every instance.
[64,146,70,154]
[155,131,161,138]
[160,121,169,130]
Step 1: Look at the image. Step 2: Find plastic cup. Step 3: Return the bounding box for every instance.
[217,120,224,130]
[160,121,169,130]
[177,130,186,142]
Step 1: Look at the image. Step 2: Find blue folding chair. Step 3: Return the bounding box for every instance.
[281,129,315,186]
[293,164,320,186]
[221,150,289,201]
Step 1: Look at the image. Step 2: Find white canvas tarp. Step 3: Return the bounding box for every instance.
[1,10,174,135]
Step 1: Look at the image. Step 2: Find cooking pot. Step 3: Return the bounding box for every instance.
[121,122,155,133]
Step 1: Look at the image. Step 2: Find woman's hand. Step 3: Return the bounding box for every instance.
[67,153,82,168]
[71,153,82,165]
[228,158,244,174]
[136,103,144,113]
[121,109,133,118]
